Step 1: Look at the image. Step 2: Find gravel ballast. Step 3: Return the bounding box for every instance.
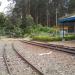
[5,42,41,75]
[0,41,8,75]
[14,41,75,75]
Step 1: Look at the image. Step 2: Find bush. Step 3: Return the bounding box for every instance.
[26,15,34,27]
[30,24,59,37]
[13,26,23,37]
[31,34,75,42]
[64,35,75,40]
[32,35,62,42]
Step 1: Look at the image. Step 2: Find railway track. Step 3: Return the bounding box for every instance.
[21,40,75,54]
[3,44,12,75]
[3,43,44,75]
[12,43,44,75]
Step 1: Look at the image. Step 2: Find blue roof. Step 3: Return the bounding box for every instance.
[58,16,75,23]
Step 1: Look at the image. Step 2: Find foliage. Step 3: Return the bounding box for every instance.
[21,15,35,34]
[11,0,68,26]
[4,17,14,33]
[31,35,62,42]
[8,0,75,27]
[0,13,7,35]
[13,26,22,37]
[31,24,58,36]
[68,0,75,13]
[0,13,6,27]
[64,34,75,40]
[0,0,75,39]
[26,15,34,26]
[31,34,75,42]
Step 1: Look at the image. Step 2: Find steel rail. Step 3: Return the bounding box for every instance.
[12,43,44,75]
[21,40,75,54]
[3,44,12,75]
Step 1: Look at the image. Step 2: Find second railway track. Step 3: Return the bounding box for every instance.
[3,43,44,75]
[3,44,12,75]
[21,40,75,54]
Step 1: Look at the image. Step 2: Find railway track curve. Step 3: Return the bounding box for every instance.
[3,43,44,75]
[3,44,12,75]
[21,40,75,54]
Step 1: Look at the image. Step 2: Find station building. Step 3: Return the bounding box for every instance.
[58,15,75,34]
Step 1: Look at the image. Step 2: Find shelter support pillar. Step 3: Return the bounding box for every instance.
[62,23,65,41]
[74,24,75,33]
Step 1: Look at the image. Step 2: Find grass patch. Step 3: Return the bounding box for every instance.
[31,34,75,42]
[64,35,75,41]
[31,35,62,42]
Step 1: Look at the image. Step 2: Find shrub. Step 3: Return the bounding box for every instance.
[32,35,62,42]
[13,26,23,37]
[30,24,59,37]
[26,15,34,27]
[31,34,75,42]
[64,35,75,40]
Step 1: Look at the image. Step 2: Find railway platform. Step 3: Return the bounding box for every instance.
[48,40,75,47]
[31,40,75,47]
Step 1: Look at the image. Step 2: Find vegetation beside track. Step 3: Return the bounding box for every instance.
[31,34,75,42]
[0,0,75,42]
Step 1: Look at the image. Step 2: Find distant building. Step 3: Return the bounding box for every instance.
[58,14,75,34]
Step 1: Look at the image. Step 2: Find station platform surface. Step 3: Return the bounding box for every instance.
[32,40,75,48]
[47,40,75,47]
[23,37,75,47]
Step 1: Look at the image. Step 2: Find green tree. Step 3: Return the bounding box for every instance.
[0,13,6,27]
[68,0,75,13]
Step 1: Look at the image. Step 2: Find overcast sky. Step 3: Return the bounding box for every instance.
[0,0,11,13]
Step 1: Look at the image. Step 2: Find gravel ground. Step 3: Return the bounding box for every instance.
[14,41,75,75]
[0,41,8,75]
[48,41,75,47]
[31,40,75,47]
[5,42,41,75]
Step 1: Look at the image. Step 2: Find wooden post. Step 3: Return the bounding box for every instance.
[74,23,75,33]
[56,8,58,28]
[47,9,49,27]
[62,23,65,41]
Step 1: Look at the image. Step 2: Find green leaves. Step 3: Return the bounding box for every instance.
[68,0,75,13]
[0,13,6,27]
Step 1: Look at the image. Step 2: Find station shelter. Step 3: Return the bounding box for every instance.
[58,15,75,34]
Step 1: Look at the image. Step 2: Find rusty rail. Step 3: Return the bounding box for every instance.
[3,44,12,75]
[12,43,44,75]
[21,40,75,54]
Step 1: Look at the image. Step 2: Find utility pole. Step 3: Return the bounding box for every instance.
[47,0,52,27]
[47,9,49,27]
[36,11,38,24]
[56,8,58,28]
[28,0,30,14]
[36,0,39,24]
[46,0,50,27]
[27,0,30,15]
[56,8,58,35]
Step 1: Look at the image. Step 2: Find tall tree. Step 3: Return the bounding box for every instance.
[68,0,75,13]
[0,13,6,27]
[9,0,75,26]
[11,0,29,28]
